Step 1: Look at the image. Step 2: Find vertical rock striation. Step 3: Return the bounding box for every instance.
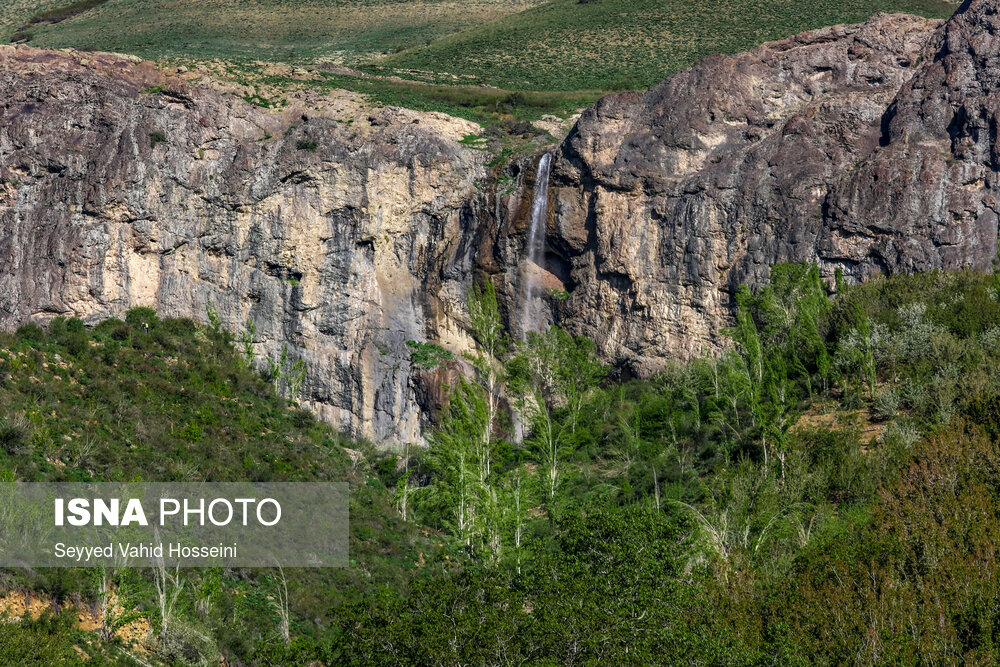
[0,46,487,445]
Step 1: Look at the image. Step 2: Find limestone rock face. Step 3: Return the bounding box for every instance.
[0,46,486,444]
[515,7,999,377]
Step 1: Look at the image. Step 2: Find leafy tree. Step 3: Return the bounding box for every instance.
[508,327,606,511]
[726,264,832,476]
[420,280,514,562]
[465,279,509,483]
[420,377,486,548]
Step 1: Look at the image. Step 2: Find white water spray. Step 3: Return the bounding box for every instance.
[520,152,553,338]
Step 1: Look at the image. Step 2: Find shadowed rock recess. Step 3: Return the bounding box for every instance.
[3,0,1000,444]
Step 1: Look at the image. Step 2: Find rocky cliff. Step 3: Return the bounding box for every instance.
[0,46,487,444]
[501,1,1000,378]
[4,0,1000,445]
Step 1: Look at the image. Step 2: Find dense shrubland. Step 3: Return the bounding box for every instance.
[342,266,1000,665]
[0,308,442,665]
[4,266,1000,664]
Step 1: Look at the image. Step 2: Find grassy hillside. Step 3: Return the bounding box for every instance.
[2,0,543,62]
[4,0,955,98]
[0,0,68,39]
[368,0,956,90]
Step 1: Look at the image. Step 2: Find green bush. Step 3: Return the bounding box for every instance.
[0,415,30,456]
[0,612,113,665]
[15,322,45,345]
[125,306,159,330]
[872,387,899,421]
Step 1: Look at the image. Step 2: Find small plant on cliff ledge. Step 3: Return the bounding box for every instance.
[296,138,318,152]
[459,134,488,150]
[549,289,570,301]
[265,344,307,402]
[406,340,454,369]
[149,131,167,148]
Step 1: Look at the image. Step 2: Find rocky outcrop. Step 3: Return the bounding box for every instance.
[824,0,1000,276]
[0,46,487,444]
[500,5,1000,377]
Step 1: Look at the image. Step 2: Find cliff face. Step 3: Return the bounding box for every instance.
[519,12,950,376]
[0,46,486,444]
[4,0,1000,445]
[510,3,999,378]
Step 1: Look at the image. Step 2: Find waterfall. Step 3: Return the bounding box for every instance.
[520,152,553,338]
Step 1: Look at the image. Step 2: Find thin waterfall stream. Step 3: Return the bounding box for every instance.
[520,152,553,338]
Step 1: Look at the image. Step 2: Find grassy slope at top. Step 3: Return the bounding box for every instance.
[5,0,954,99]
[0,309,444,664]
[367,0,955,90]
[3,0,543,62]
[0,0,66,37]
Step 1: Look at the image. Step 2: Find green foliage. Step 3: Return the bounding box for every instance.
[764,421,1000,663]
[338,506,707,665]
[14,322,45,345]
[295,138,318,152]
[0,612,120,665]
[10,266,1000,663]
[405,340,453,369]
[0,311,440,666]
[720,264,833,473]
[466,279,506,361]
[238,318,256,368]
[830,270,1000,426]
[507,327,606,508]
[299,71,598,129]
[548,288,570,301]
[363,265,1000,664]
[0,314,331,481]
[458,133,488,149]
[125,306,159,330]
[420,377,491,545]
[368,0,953,91]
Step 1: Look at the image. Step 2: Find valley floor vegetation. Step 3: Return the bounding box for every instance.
[4,265,1000,663]
[348,266,1000,664]
[0,308,442,664]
